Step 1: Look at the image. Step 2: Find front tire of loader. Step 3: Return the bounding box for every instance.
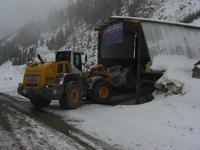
[30,98,51,108]
[92,80,112,104]
[59,81,82,110]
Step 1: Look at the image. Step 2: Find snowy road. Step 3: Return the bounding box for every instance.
[0,93,113,150]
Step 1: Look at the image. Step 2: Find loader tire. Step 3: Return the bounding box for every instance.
[59,81,82,109]
[92,80,112,104]
[30,98,51,108]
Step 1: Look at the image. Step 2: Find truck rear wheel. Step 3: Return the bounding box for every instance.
[30,98,51,108]
[59,81,82,109]
[92,80,112,104]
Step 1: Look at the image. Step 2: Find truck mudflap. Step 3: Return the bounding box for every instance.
[17,83,64,101]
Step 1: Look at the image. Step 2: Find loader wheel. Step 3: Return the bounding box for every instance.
[30,98,51,108]
[92,80,112,104]
[59,81,82,109]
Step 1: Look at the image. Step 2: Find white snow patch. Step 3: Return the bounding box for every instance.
[0,61,25,94]
[36,46,55,62]
[151,55,198,93]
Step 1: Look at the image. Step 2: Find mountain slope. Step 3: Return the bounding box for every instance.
[0,0,200,66]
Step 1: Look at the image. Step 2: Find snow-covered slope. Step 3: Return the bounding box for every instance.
[1,0,200,66]
[153,0,200,21]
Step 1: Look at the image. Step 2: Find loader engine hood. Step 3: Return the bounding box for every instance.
[23,63,56,88]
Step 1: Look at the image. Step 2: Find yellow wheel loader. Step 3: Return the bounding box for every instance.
[18,50,86,109]
[18,50,115,109]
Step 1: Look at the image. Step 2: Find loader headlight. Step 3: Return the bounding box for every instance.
[53,90,58,95]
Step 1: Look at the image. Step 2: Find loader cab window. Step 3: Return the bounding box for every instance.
[74,53,82,71]
[56,51,71,62]
[57,64,64,74]
[65,63,70,73]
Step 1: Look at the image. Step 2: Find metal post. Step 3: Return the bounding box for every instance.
[136,29,142,104]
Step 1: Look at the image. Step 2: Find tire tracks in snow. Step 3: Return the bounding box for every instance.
[0,93,116,150]
[0,101,26,150]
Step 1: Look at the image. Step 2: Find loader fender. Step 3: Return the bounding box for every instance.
[87,76,103,90]
[63,73,82,85]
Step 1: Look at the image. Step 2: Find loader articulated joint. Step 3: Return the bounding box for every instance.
[87,76,103,90]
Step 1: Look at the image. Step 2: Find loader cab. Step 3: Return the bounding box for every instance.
[55,51,85,75]
[56,51,71,62]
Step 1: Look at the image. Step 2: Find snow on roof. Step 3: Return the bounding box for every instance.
[51,50,84,54]
[110,16,200,29]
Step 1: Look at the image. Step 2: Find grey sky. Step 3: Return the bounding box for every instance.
[0,0,65,39]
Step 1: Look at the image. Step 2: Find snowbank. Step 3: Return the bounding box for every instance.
[151,55,197,93]
[0,61,25,95]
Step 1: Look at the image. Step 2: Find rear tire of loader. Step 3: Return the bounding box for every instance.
[92,80,112,104]
[59,81,82,110]
[30,98,51,108]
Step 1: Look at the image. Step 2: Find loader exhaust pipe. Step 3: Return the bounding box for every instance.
[37,54,44,64]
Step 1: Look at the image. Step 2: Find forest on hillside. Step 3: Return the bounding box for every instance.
[0,0,125,65]
[0,0,199,65]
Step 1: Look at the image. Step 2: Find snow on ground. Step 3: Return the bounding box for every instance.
[0,61,25,95]
[6,107,83,150]
[0,97,85,150]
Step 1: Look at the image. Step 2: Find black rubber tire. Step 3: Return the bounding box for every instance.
[59,81,82,109]
[30,98,51,108]
[92,80,112,104]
